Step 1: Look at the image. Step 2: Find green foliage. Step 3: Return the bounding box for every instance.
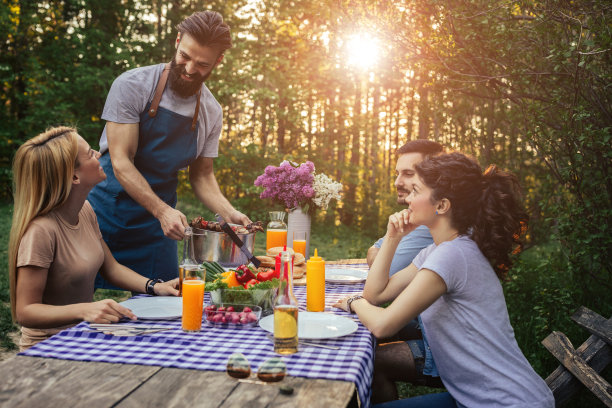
[503,245,577,374]
[503,243,612,407]
[93,289,130,303]
[0,202,16,350]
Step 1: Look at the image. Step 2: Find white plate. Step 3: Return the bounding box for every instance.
[259,311,358,339]
[119,297,182,320]
[325,267,368,284]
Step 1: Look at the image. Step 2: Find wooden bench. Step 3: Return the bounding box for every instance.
[542,306,612,407]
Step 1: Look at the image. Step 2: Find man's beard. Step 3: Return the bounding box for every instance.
[168,57,208,98]
[396,189,409,205]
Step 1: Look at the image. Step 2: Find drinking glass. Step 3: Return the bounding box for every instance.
[292,231,307,257]
[182,279,205,332]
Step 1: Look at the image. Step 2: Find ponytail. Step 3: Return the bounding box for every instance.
[472,165,528,279]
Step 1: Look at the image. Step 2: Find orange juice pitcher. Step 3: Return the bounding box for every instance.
[266,211,287,250]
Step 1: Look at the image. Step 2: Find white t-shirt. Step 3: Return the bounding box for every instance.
[413,236,554,408]
[99,63,222,158]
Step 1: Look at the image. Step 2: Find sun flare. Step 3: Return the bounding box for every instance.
[345,33,380,70]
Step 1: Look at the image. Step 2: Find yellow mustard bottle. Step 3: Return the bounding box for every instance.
[306,248,325,312]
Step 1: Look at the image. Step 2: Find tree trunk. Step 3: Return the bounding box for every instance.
[418,83,429,140]
[277,98,287,153]
[341,77,362,226]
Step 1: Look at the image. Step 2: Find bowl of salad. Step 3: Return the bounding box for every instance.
[204,262,279,315]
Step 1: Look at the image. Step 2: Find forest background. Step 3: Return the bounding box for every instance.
[0,0,610,405]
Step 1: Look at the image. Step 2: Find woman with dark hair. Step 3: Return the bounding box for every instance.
[334,152,553,407]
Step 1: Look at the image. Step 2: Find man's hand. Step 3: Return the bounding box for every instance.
[107,122,183,238]
[190,157,251,227]
[226,209,251,226]
[154,278,180,296]
[157,207,188,241]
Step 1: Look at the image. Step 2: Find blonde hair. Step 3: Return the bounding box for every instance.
[8,126,79,320]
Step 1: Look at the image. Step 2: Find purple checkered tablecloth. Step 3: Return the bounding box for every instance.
[21,264,375,407]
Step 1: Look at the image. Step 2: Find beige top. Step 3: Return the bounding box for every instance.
[17,201,104,349]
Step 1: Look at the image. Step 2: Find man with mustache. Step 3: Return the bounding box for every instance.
[367,140,444,275]
[366,139,444,401]
[89,11,249,289]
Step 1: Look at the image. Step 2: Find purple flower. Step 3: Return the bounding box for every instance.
[253,160,317,208]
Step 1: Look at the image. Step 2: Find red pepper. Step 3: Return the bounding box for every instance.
[257,268,276,282]
[243,279,259,289]
[235,265,256,284]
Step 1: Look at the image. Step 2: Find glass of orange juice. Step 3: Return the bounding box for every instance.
[292,231,307,257]
[182,279,205,332]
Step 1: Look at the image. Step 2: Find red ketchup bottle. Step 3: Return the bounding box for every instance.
[274,245,286,279]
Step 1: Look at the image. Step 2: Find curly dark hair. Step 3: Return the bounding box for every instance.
[415,152,528,280]
[176,11,232,52]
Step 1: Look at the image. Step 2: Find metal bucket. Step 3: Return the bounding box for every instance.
[192,226,257,267]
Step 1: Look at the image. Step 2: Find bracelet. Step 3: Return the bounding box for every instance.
[146,279,163,296]
[144,279,153,294]
[347,295,364,314]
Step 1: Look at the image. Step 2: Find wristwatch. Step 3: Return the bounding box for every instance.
[146,279,163,296]
[347,295,364,314]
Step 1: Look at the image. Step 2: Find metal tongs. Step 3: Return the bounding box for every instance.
[219,218,261,268]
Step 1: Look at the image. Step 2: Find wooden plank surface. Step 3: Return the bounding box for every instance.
[118,365,354,408]
[116,368,238,408]
[327,259,367,265]
[545,314,612,406]
[572,306,612,346]
[0,355,355,408]
[542,331,612,407]
[0,356,161,408]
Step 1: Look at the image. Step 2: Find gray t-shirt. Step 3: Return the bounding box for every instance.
[413,236,554,408]
[99,63,222,158]
[373,225,433,275]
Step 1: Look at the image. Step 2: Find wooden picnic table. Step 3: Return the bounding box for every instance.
[0,355,356,407]
[0,259,369,408]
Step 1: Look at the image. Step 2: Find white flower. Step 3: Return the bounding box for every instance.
[312,173,342,210]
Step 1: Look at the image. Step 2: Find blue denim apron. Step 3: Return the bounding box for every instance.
[89,65,199,289]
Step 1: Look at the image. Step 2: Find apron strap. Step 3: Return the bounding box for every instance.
[148,63,171,118]
[149,63,201,131]
[191,88,201,131]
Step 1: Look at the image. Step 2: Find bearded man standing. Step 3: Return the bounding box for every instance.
[89,11,249,288]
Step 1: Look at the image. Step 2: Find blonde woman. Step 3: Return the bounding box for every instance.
[8,127,179,351]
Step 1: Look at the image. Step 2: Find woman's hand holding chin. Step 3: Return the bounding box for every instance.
[386,208,416,239]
